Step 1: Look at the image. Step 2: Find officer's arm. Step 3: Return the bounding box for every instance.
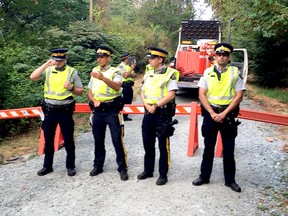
[87,88,100,107]
[141,92,156,114]
[30,59,55,81]
[87,89,94,102]
[221,90,244,117]
[69,71,84,96]
[71,86,84,96]
[123,64,136,78]
[102,77,121,91]
[155,90,176,107]
[199,87,215,116]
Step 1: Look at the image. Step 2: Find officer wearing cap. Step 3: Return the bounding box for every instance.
[192,43,245,192]
[117,52,137,121]
[30,48,84,177]
[87,46,129,181]
[137,46,179,186]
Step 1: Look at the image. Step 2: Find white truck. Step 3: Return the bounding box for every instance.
[170,20,248,89]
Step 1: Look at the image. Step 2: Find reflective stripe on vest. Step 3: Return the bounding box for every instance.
[91,66,122,101]
[143,67,179,104]
[118,62,134,82]
[44,66,74,100]
[206,66,238,105]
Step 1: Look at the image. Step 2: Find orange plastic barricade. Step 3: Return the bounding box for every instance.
[176,51,200,75]
[215,132,223,158]
[38,124,64,155]
[187,102,199,156]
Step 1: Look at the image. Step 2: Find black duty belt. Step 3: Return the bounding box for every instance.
[211,105,229,113]
[122,81,134,87]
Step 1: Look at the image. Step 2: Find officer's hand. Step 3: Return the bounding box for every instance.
[123,72,130,78]
[212,113,225,123]
[131,63,136,70]
[45,59,56,67]
[64,81,73,90]
[146,104,156,114]
[91,71,104,80]
[94,100,101,107]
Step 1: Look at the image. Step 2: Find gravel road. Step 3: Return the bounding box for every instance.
[0,94,287,216]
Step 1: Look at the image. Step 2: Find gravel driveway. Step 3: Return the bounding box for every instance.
[0,95,287,216]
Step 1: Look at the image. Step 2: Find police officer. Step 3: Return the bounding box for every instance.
[30,48,84,176]
[87,46,129,181]
[192,43,245,192]
[117,53,136,121]
[137,47,179,186]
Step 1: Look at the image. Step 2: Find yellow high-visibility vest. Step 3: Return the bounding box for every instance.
[118,62,134,82]
[91,66,122,101]
[205,66,238,105]
[44,66,74,100]
[143,67,179,104]
[145,64,153,73]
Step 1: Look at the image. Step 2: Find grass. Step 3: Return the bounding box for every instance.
[245,84,288,115]
[248,86,288,103]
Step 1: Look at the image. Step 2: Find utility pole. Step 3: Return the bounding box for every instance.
[89,0,93,23]
[227,17,235,44]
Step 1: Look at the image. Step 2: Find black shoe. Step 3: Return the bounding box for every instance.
[124,117,132,121]
[120,171,129,181]
[137,171,153,180]
[192,177,210,186]
[67,168,76,176]
[225,182,241,192]
[37,167,53,176]
[90,167,103,176]
[156,177,168,186]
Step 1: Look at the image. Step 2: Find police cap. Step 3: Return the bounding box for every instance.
[50,48,68,61]
[147,46,168,58]
[95,46,113,57]
[214,43,233,55]
[120,52,130,60]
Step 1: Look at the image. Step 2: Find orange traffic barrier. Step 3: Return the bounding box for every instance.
[0,103,287,157]
[38,124,64,155]
[214,108,288,157]
[215,132,223,158]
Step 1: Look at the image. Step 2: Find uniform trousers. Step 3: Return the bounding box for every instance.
[42,108,75,169]
[200,108,238,184]
[122,83,133,119]
[141,112,170,177]
[92,109,127,172]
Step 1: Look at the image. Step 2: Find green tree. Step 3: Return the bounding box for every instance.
[209,0,288,87]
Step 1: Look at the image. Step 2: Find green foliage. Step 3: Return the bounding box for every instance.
[0,0,286,140]
[209,0,288,88]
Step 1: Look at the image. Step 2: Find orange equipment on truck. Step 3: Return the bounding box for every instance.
[170,20,248,89]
